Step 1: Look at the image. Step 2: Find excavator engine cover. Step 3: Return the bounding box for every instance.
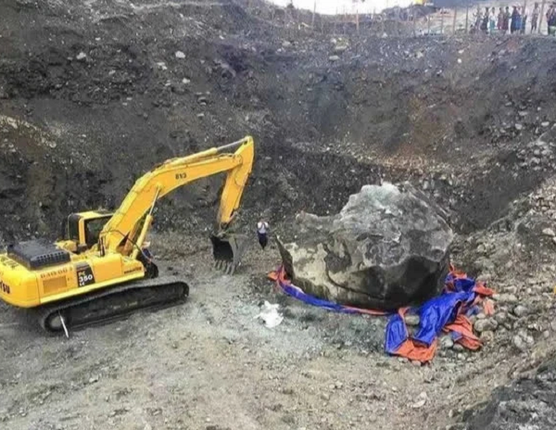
[210,233,248,274]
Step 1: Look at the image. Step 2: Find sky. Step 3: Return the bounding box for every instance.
[268,0,414,15]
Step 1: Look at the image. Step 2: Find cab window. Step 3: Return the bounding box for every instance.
[85,217,110,247]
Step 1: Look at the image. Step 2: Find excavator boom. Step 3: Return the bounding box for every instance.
[100,136,254,256]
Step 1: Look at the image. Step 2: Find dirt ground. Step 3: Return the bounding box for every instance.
[2,1,556,429]
[1,232,555,430]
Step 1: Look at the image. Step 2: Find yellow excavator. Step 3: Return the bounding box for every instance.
[0,136,255,334]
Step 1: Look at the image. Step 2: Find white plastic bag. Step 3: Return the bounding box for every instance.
[254,301,284,328]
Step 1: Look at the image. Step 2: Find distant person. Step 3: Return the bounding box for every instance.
[511,6,521,34]
[521,7,528,34]
[474,6,483,33]
[481,7,489,33]
[256,219,269,250]
[497,7,504,32]
[502,6,511,34]
[488,7,497,34]
[531,3,540,33]
[548,5,556,36]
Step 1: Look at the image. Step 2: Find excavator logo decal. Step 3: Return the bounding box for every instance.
[0,281,10,294]
[76,263,96,288]
[175,173,187,180]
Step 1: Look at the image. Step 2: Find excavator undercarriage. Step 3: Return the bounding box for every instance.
[38,274,189,334]
[37,231,248,335]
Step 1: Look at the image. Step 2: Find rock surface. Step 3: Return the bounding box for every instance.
[277,182,453,310]
[462,358,556,430]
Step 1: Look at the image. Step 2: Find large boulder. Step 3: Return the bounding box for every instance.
[276,182,454,310]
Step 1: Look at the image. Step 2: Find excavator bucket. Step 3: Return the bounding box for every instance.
[210,233,249,275]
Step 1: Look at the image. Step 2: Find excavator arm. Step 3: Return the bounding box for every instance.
[97,136,254,267]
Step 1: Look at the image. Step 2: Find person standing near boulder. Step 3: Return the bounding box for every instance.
[257,219,270,250]
[474,6,483,33]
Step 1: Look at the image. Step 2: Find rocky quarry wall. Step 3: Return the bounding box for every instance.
[2,0,556,244]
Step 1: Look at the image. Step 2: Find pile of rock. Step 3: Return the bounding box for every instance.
[529,177,556,221]
[517,138,555,172]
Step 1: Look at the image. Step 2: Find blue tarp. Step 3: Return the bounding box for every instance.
[413,291,473,347]
[280,283,376,315]
[385,272,481,354]
[384,313,409,353]
[273,266,489,361]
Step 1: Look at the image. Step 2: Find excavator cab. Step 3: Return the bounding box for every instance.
[64,211,113,253]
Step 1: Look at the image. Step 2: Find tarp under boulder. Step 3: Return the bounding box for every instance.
[276,182,454,311]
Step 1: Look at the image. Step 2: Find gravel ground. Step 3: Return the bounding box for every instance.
[1,234,555,430]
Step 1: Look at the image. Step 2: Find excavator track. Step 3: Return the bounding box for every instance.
[37,276,189,334]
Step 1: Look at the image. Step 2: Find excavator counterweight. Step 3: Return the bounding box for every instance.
[0,136,255,334]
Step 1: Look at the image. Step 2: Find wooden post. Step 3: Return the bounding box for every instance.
[452,8,458,35]
[413,10,417,36]
[344,9,347,35]
[397,5,401,35]
[295,7,300,37]
[382,0,388,35]
[440,8,445,34]
[356,5,360,34]
[523,0,528,34]
[465,5,469,33]
[539,0,546,34]
[312,0,316,29]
